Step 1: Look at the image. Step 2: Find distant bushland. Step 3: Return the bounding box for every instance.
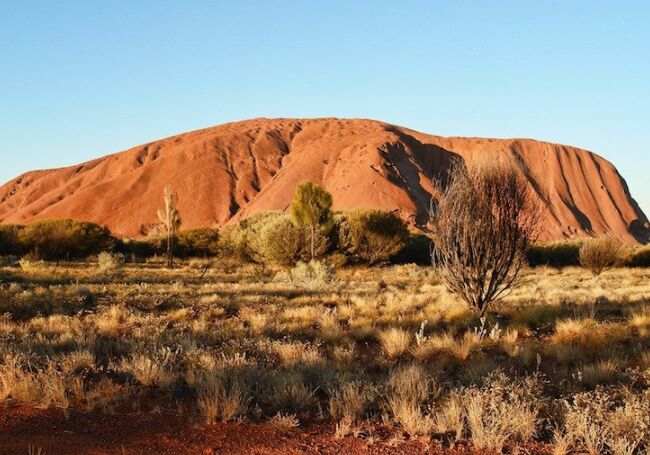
[0,220,115,260]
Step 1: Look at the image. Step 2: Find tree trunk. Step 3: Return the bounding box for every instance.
[167,230,173,268]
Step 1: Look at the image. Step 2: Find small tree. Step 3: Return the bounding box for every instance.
[157,185,181,268]
[290,182,333,260]
[430,162,538,316]
[579,236,623,276]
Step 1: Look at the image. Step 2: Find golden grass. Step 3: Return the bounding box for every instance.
[0,260,649,450]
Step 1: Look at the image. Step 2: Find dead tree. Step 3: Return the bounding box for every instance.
[157,185,181,268]
[430,161,539,316]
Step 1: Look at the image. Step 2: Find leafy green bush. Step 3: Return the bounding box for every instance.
[220,212,330,264]
[526,241,583,267]
[338,210,409,264]
[218,212,280,262]
[19,220,115,260]
[258,215,330,265]
[255,215,304,265]
[0,224,25,256]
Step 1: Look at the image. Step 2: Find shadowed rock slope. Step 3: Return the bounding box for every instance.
[0,118,647,242]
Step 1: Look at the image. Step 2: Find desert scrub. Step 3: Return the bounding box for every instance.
[338,210,409,264]
[0,262,648,450]
[280,260,335,290]
[385,363,439,436]
[97,251,124,273]
[562,388,650,455]
[579,236,624,275]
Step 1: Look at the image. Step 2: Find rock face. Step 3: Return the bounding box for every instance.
[0,118,648,242]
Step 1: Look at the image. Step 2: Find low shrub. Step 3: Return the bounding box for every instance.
[255,215,304,265]
[19,220,115,260]
[175,228,220,258]
[222,212,330,265]
[338,210,409,264]
[218,212,280,262]
[391,233,433,265]
[579,237,623,275]
[0,224,25,256]
[625,245,650,267]
[285,260,335,290]
[527,241,583,267]
[97,251,125,273]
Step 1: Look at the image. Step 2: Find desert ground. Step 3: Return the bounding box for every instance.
[1,260,650,454]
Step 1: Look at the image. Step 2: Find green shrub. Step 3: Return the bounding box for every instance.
[19,220,115,260]
[175,228,220,258]
[257,215,330,265]
[624,244,650,267]
[526,241,583,267]
[218,212,280,262]
[338,210,409,264]
[255,215,303,265]
[0,224,25,256]
[220,212,330,264]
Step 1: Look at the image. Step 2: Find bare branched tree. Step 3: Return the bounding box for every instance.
[430,161,539,316]
[157,185,181,268]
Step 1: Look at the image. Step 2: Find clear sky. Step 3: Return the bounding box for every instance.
[2,1,648,214]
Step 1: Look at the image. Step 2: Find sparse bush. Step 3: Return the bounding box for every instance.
[377,327,412,359]
[461,373,541,452]
[527,241,583,267]
[579,237,623,275]
[329,382,374,422]
[18,219,115,260]
[338,210,409,264]
[97,251,124,273]
[197,372,251,423]
[286,260,335,290]
[563,389,650,455]
[19,254,46,272]
[430,162,538,316]
[386,364,437,437]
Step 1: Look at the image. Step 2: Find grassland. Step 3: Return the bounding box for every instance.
[1,260,650,454]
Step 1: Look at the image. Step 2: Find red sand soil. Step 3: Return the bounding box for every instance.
[0,403,549,455]
[0,118,647,242]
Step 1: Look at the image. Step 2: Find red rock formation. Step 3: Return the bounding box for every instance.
[0,118,647,242]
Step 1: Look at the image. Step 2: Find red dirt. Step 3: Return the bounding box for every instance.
[0,118,647,242]
[0,403,550,455]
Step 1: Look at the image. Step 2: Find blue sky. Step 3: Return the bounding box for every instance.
[1,1,648,214]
